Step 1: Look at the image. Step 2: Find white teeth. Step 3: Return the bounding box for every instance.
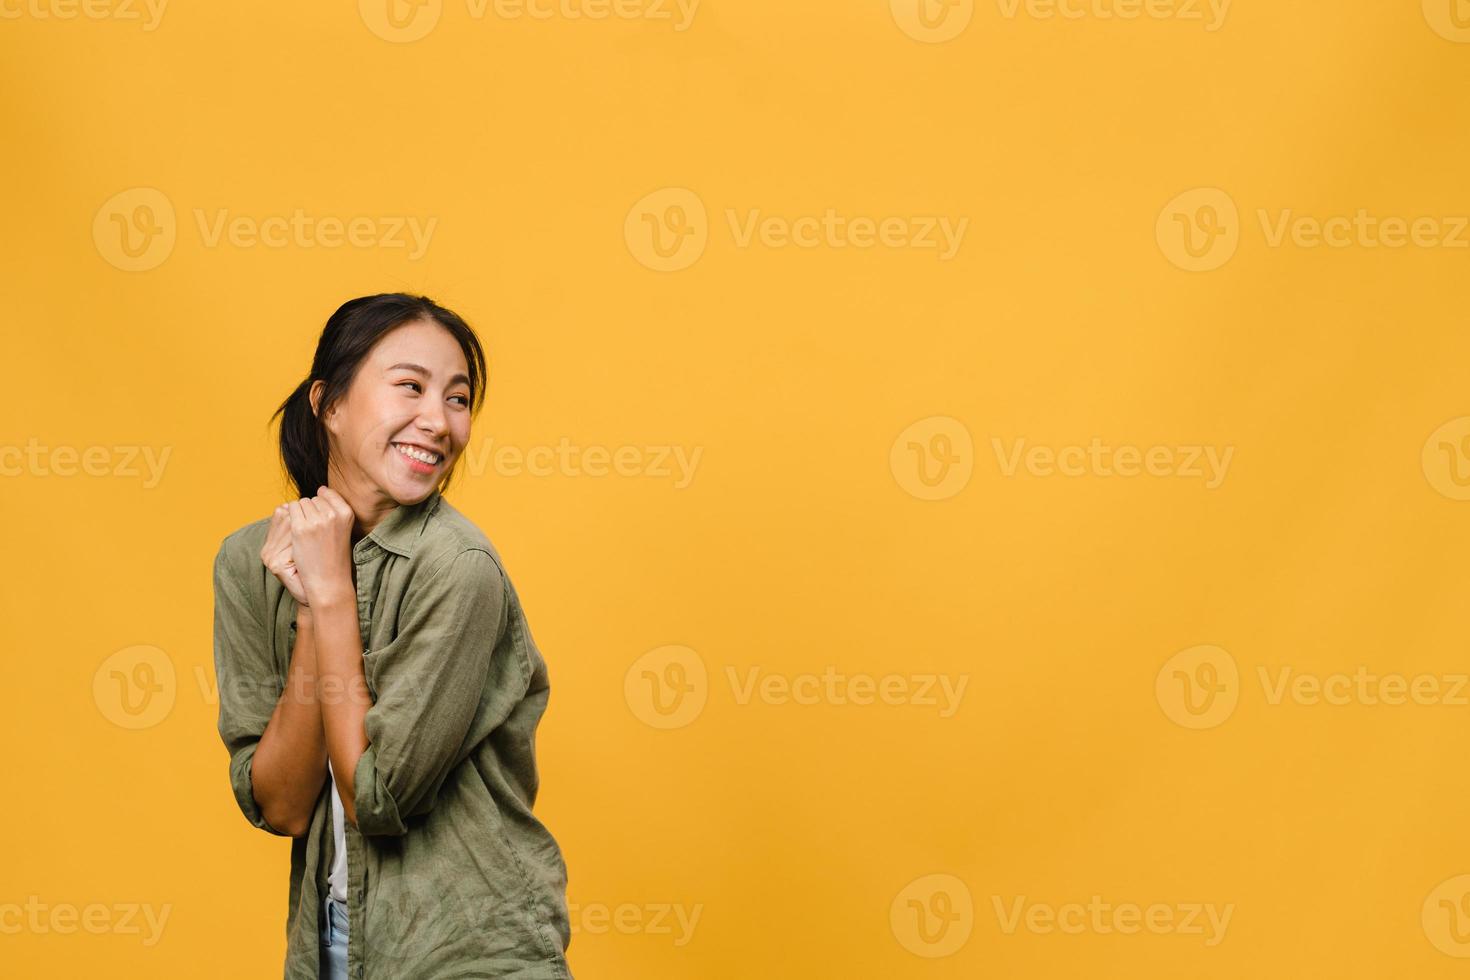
[394,443,440,465]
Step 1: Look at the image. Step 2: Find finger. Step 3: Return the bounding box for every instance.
[265,513,289,550]
[261,511,289,560]
[298,496,322,524]
[318,486,353,520]
[263,535,290,564]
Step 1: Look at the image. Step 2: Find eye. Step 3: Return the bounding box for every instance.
[450,394,470,407]
[398,380,422,394]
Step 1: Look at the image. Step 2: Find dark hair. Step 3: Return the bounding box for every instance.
[271,293,488,499]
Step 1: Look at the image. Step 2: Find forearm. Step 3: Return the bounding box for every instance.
[312,593,370,828]
[249,610,329,836]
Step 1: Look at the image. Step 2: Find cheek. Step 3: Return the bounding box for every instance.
[343,422,395,465]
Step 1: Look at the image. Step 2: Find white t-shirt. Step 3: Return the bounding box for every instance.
[327,759,348,902]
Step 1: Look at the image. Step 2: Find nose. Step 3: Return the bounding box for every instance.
[417,398,449,445]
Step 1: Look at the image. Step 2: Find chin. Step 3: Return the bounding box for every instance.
[387,484,437,506]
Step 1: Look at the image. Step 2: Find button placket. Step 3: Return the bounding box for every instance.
[346,544,375,980]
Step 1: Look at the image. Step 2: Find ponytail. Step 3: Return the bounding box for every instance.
[272,376,328,500]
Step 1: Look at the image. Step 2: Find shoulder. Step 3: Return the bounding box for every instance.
[416,495,502,566]
[214,515,271,582]
[413,496,509,583]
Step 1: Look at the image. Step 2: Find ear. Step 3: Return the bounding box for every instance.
[309,380,336,430]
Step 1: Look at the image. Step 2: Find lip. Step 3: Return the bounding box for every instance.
[392,442,445,475]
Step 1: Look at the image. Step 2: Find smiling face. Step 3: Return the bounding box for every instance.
[311,318,474,518]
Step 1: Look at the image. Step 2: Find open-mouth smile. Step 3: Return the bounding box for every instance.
[392,442,443,474]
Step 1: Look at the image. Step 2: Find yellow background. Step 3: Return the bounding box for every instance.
[3,0,1470,976]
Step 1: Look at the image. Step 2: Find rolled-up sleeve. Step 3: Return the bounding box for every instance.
[212,534,290,837]
[353,547,507,837]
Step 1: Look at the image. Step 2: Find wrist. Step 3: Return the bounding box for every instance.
[309,590,357,615]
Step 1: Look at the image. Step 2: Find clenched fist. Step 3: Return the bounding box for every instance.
[285,486,357,610]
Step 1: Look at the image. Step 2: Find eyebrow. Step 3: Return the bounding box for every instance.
[386,362,472,389]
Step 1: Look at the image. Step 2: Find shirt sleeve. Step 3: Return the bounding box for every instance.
[212,533,292,837]
[352,547,508,837]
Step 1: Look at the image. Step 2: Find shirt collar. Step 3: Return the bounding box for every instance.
[353,488,442,561]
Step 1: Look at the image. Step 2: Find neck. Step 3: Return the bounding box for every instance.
[329,474,400,541]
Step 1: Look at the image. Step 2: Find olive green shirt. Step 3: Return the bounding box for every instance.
[212,488,573,979]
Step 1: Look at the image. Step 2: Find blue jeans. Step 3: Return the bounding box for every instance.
[320,894,348,980]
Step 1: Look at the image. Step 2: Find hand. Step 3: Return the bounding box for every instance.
[287,486,356,609]
[260,504,310,607]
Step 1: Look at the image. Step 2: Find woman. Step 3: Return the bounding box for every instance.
[211,293,573,979]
